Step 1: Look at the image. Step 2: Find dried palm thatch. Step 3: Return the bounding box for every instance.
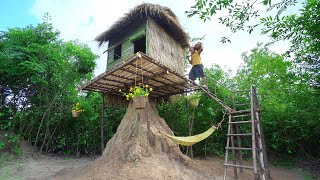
[95,3,190,48]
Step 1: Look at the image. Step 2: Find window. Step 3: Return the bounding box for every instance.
[133,36,146,54]
[114,44,122,60]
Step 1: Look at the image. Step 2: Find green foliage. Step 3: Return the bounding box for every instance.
[260,1,320,86]
[186,91,201,101]
[236,44,320,157]
[187,0,319,85]
[0,22,125,156]
[0,132,21,155]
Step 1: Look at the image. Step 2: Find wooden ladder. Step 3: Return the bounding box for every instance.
[223,86,271,180]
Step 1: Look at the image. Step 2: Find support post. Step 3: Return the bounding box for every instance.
[250,86,258,177]
[101,93,105,154]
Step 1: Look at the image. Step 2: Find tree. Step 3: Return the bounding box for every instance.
[186,0,320,85]
[235,44,320,157]
[0,22,100,154]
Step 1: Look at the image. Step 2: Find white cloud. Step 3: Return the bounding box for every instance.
[30,0,297,76]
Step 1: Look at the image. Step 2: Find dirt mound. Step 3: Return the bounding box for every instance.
[53,98,222,179]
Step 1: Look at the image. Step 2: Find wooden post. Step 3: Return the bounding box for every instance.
[224,114,232,180]
[101,93,105,154]
[230,120,238,179]
[250,86,258,177]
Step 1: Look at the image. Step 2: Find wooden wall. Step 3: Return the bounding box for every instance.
[107,21,146,70]
[147,18,185,75]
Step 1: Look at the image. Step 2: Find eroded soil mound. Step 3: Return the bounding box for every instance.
[54,99,220,180]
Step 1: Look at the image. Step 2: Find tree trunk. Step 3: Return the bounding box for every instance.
[34,94,58,147]
[40,121,50,153]
[45,117,62,153]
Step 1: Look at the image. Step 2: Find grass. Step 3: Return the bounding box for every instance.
[0,153,23,180]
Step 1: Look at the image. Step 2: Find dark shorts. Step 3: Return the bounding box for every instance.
[189,64,204,80]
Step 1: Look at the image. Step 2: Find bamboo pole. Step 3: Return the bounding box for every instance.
[101,93,105,154]
[223,114,232,180]
[250,86,258,177]
[230,120,238,179]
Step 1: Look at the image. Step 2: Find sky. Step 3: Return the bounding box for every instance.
[0,0,302,76]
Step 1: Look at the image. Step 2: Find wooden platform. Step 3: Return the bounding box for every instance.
[80,52,196,97]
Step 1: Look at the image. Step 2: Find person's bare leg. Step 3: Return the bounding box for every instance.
[191,79,195,91]
[202,77,208,90]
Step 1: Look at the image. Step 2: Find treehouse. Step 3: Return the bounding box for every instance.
[81,3,197,102]
[77,3,271,180]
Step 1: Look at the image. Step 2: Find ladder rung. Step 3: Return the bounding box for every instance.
[228,120,251,124]
[232,114,251,118]
[224,164,254,169]
[231,109,251,115]
[226,147,253,150]
[235,103,250,106]
[232,90,250,93]
[227,133,252,136]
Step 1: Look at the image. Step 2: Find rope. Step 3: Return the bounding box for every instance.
[141,56,143,85]
[135,58,138,86]
[135,53,144,86]
[215,111,227,130]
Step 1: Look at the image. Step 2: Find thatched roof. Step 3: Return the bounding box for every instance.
[95,3,190,48]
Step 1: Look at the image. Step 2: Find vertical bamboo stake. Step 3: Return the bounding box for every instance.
[250,86,258,177]
[230,119,238,179]
[224,114,232,180]
[101,93,105,154]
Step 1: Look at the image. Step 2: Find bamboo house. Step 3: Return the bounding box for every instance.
[81,3,197,103]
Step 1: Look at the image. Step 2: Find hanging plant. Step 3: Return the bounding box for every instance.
[187,91,201,108]
[72,103,84,117]
[119,84,153,101]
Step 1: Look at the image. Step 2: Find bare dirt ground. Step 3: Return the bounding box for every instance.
[0,153,309,180]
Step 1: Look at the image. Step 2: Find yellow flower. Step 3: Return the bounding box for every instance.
[119,89,122,92]
[122,85,153,101]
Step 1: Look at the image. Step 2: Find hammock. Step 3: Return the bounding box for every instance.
[162,126,217,146]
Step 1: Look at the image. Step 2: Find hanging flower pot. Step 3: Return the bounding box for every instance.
[72,110,80,118]
[187,91,201,108]
[72,103,84,118]
[133,96,148,109]
[189,98,199,108]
